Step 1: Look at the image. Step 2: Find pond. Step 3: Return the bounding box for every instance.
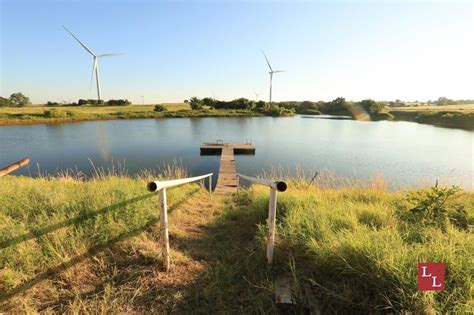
[1,116,472,189]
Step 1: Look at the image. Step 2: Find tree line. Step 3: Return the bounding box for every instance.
[185,97,293,116]
[47,99,132,106]
[185,96,387,116]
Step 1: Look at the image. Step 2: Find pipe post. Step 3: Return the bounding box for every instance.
[159,188,170,271]
[208,175,212,195]
[266,188,278,264]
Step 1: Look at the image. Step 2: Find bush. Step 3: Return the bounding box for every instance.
[359,99,384,113]
[154,104,166,112]
[46,101,60,106]
[106,99,131,106]
[397,185,467,232]
[43,108,66,118]
[262,104,283,116]
[189,97,203,110]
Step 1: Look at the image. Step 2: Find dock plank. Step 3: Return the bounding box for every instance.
[200,142,255,195]
[215,146,238,195]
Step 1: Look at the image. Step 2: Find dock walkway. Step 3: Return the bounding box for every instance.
[200,142,255,195]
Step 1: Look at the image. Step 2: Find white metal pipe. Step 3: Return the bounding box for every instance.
[208,175,212,195]
[159,188,170,271]
[147,173,213,192]
[267,188,277,264]
[236,173,287,192]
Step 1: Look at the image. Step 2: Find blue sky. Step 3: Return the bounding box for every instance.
[1,0,473,104]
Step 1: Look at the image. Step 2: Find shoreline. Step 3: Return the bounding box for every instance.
[0,108,472,131]
[0,109,265,127]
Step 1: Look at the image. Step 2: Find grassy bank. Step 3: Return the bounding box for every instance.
[388,109,474,130]
[1,175,472,313]
[0,104,263,126]
[384,104,474,130]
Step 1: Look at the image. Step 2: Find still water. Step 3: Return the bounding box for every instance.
[1,116,472,189]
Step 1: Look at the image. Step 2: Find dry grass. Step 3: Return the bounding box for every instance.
[0,103,189,115]
[393,104,474,112]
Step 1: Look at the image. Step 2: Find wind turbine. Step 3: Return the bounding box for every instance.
[254,91,261,102]
[262,50,284,103]
[63,26,123,101]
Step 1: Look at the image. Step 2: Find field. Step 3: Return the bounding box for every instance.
[0,103,261,126]
[393,104,474,113]
[0,103,189,116]
[387,105,474,130]
[1,172,472,313]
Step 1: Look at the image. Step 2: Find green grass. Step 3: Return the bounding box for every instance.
[243,182,473,313]
[0,104,264,126]
[1,174,472,313]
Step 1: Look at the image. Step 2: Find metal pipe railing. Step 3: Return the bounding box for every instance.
[147,173,213,271]
[236,173,287,264]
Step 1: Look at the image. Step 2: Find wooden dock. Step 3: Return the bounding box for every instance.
[200,142,255,195]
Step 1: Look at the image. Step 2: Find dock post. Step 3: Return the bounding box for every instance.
[159,188,170,271]
[267,188,278,264]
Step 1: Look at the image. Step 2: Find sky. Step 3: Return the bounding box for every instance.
[1,0,473,104]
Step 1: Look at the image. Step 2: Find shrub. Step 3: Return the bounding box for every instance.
[154,104,166,112]
[106,99,131,106]
[43,108,66,118]
[189,97,203,110]
[397,185,467,232]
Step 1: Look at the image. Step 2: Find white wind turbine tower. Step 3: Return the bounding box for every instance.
[254,91,261,102]
[63,26,123,101]
[262,50,284,103]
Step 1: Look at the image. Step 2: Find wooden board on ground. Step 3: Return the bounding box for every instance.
[275,277,295,309]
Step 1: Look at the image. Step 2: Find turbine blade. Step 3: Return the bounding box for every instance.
[273,70,285,73]
[261,50,273,72]
[98,53,125,57]
[63,25,95,56]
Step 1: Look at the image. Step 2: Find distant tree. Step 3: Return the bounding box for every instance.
[46,101,60,106]
[296,101,318,113]
[78,99,88,106]
[435,97,455,106]
[106,99,131,106]
[202,97,215,107]
[262,104,284,116]
[256,100,266,109]
[154,104,166,112]
[184,99,189,104]
[9,92,30,107]
[359,99,383,113]
[0,96,12,107]
[189,97,203,110]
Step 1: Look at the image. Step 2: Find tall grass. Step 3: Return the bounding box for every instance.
[0,165,198,312]
[243,181,473,313]
[1,170,472,313]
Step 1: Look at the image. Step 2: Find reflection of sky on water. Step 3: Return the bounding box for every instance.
[96,123,110,162]
[0,116,472,190]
